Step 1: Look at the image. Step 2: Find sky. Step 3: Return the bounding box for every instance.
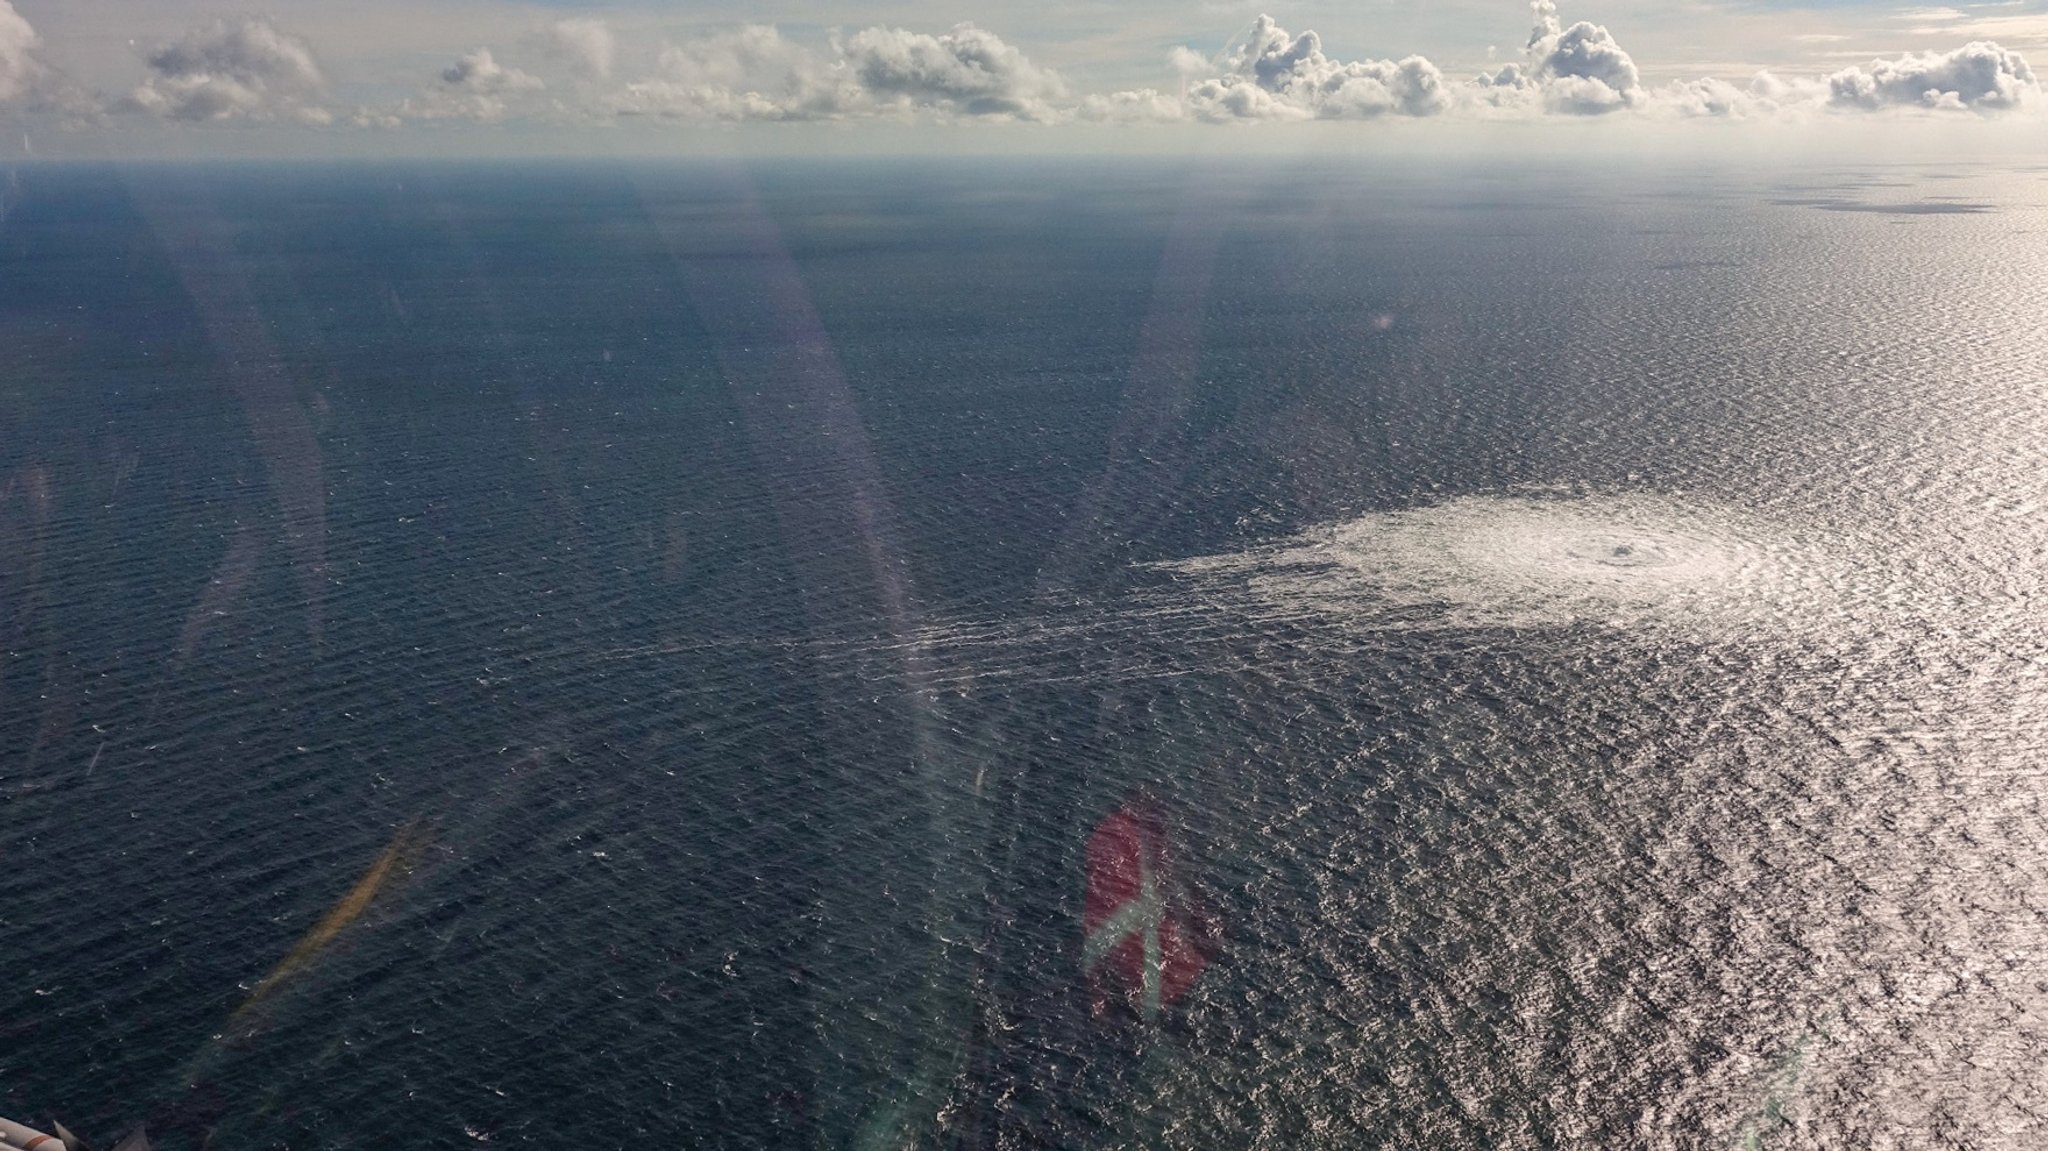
[1,0,2045,157]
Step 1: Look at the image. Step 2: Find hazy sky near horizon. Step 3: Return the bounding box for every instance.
[3,0,2047,156]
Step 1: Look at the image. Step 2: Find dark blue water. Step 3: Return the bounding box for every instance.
[4,159,2047,1148]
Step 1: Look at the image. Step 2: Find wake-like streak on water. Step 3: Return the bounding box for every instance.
[849,490,1976,697]
[594,489,2020,702]
[679,487,2047,1147]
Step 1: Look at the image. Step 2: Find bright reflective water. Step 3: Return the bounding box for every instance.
[3,159,2047,1148]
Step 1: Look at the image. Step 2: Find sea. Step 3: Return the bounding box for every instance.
[3,156,2047,1149]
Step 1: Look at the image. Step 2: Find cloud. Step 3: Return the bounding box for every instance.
[1169,46,1210,78]
[124,18,326,122]
[593,13,2030,128]
[1659,76,1750,118]
[441,48,542,94]
[402,46,546,121]
[1471,61,1541,112]
[1827,41,2035,110]
[1525,0,1642,114]
[1078,87,1185,122]
[350,105,404,130]
[63,8,2043,135]
[0,0,40,105]
[835,23,1065,120]
[1649,70,1833,119]
[1181,15,1450,121]
[552,18,614,81]
[0,1,107,123]
[613,25,856,121]
[614,22,1063,122]
[655,24,813,93]
[1655,75,1786,119]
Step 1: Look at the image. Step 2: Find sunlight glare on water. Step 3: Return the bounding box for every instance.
[7,162,2048,1150]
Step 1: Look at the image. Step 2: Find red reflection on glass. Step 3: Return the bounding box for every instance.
[1083,797,1214,1023]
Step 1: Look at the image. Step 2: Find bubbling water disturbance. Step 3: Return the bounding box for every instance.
[1164,492,1839,633]
[881,493,1879,693]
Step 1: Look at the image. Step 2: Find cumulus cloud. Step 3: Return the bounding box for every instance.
[613,25,855,121]
[1827,41,2035,111]
[836,23,1065,120]
[614,22,1063,122]
[441,48,542,94]
[1494,3,1820,121]
[0,0,40,105]
[124,18,326,122]
[1643,40,2035,119]
[593,10,2033,129]
[1180,15,1448,121]
[1525,0,1641,114]
[0,1,106,122]
[1471,61,1540,112]
[1663,76,1748,117]
[79,7,2043,133]
[655,24,813,93]
[1079,87,1185,122]
[1648,71,1831,119]
[403,46,546,121]
[1747,71,1827,110]
[552,18,615,80]
[1506,3,2031,120]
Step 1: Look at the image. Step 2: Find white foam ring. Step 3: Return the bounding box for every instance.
[1158,492,1836,634]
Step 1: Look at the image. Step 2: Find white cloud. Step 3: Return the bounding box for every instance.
[1827,41,2035,110]
[655,24,812,93]
[0,3,122,122]
[613,25,856,121]
[1526,0,1642,114]
[836,23,1065,120]
[0,0,40,105]
[1181,15,1450,121]
[1169,45,1210,78]
[441,47,542,94]
[401,46,545,121]
[31,6,2040,137]
[1748,70,1827,109]
[350,105,404,130]
[1658,75,1749,117]
[124,18,326,122]
[1079,86,1185,122]
[551,18,614,81]
[1649,72,1830,119]
[592,12,2035,129]
[1472,61,1541,112]
[613,22,1064,122]
[1633,41,2034,119]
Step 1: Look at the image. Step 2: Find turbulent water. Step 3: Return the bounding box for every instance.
[3,159,2047,1149]
[1157,490,1836,631]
